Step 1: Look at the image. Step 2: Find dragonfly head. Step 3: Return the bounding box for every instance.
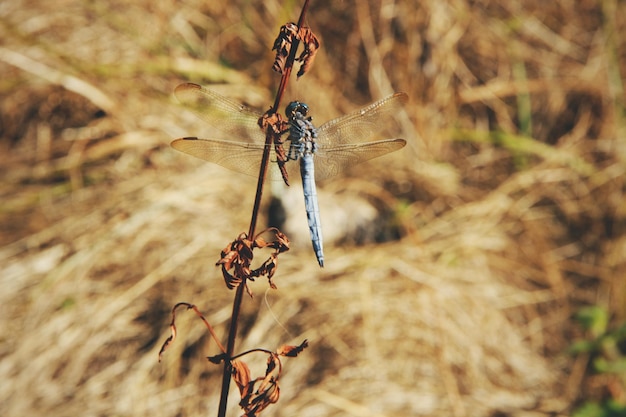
[285,101,309,118]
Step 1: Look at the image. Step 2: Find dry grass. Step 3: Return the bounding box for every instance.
[1,0,625,416]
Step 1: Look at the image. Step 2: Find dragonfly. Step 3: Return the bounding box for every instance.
[172,82,408,267]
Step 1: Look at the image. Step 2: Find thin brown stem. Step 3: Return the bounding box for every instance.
[272,0,310,112]
[216,282,245,417]
[248,0,310,243]
[246,129,274,240]
[215,2,311,416]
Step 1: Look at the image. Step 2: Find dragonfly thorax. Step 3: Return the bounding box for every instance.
[285,101,309,118]
[287,110,318,160]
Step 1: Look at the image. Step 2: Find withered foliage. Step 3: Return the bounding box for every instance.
[272,23,297,75]
[295,27,320,78]
[209,340,309,417]
[238,356,280,417]
[258,110,291,185]
[272,23,320,79]
[160,3,314,417]
[158,304,308,417]
[216,229,290,296]
[158,302,226,362]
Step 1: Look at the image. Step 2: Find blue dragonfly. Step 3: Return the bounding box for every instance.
[172,83,408,267]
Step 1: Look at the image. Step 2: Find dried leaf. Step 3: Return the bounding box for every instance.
[295,27,320,78]
[216,248,235,269]
[221,265,241,289]
[271,22,299,75]
[157,332,175,363]
[244,282,254,298]
[260,110,290,185]
[231,360,251,396]
[231,339,307,416]
[265,255,278,281]
[271,23,319,78]
[254,236,268,249]
[158,303,226,361]
[264,353,281,377]
[239,355,281,417]
[216,233,256,291]
[277,339,309,357]
[267,276,277,290]
[240,239,254,260]
[274,145,290,186]
[157,302,191,362]
[258,111,287,135]
[216,228,291,295]
[239,376,280,417]
[273,230,290,253]
[207,353,227,364]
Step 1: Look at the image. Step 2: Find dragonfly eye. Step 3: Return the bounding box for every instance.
[286,101,309,118]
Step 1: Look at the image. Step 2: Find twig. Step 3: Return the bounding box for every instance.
[216,2,313,417]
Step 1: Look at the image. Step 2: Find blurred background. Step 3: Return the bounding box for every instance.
[1,0,625,416]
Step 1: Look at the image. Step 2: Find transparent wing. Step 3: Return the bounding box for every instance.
[174,83,265,142]
[172,137,406,182]
[308,139,406,181]
[171,137,286,179]
[316,92,408,146]
[172,86,408,182]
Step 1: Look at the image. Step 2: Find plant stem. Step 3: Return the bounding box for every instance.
[216,282,245,417]
[215,2,310,416]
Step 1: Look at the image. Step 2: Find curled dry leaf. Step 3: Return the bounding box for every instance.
[264,254,278,280]
[276,339,309,357]
[271,23,319,79]
[274,146,290,185]
[215,229,290,295]
[157,326,176,363]
[207,353,228,365]
[216,233,255,290]
[295,27,319,78]
[253,236,269,249]
[210,340,307,416]
[159,303,226,362]
[239,353,282,417]
[222,267,243,290]
[271,22,299,75]
[256,254,278,289]
[158,302,192,362]
[272,230,290,253]
[231,360,251,396]
[250,229,290,288]
[259,110,290,185]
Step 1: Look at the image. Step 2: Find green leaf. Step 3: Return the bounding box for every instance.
[569,339,599,354]
[593,357,626,374]
[573,400,626,417]
[576,306,609,338]
[572,402,604,417]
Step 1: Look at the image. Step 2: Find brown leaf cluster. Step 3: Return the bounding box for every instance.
[294,26,319,78]
[272,23,319,79]
[229,340,308,417]
[216,229,290,295]
[258,110,291,185]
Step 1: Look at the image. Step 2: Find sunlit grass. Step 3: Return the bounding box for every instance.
[0,0,624,416]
